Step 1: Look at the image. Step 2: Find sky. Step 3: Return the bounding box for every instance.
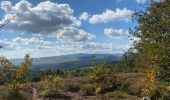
[0,0,147,59]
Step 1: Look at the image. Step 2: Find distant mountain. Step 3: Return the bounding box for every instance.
[10,53,122,70]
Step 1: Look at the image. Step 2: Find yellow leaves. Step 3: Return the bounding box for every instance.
[141,65,160,97]
[95,87,101,94]
[90,64,112,85]
[0,54,32,95]
[15,54,32,79]
[167,86,170,91]
[42,76,63,94]
[8,83,25,92]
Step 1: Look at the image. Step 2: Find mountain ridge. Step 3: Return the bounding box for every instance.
[10,53,122,70]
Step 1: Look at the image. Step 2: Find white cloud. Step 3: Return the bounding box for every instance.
[12,37,53,47]
[1,0,79,34]
[57,27,95,42]
[77,42,116,51]
[79,12,90,21]
[89,8,134,24]
[0,37,122,58]
[136,0,147,4]
[104,28,129,39]
[1,0,95,42]
[0,39,19,49]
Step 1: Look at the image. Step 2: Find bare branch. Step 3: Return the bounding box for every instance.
[0,14,15,48]
[0,14,15,30]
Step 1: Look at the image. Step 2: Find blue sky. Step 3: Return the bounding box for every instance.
[0,0,146,58]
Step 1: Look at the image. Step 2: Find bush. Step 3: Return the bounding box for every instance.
[151,85,170,100]
[117,73,143,96]
[6,91,28,100]
[89,64,121,93]
[0,85,32,100]
[80,84,96,96]
[64,82,80,92]
[62,77,88,92]
[40,76,63,97]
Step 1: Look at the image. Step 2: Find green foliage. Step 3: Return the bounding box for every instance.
[89,64,121,93]
[128,0,170,97]
[90,64,113,85]
[132,0,170,80]
[119,49,139,72]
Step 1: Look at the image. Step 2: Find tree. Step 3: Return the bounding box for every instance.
[131,0,170,97]
[132,0,170,80]
[0,54,32,99]
[119,48,139,72]
[15,54,32,81]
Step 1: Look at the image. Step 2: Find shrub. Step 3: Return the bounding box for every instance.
[117,73,143,96]
[90,64,112,85]
[80,84,96,96]
[151,85,170,100]
[41,75,63,97]
[64,83,80,92]
[62,77,85,92]
[6,90,28,100]
[89,64,121,93]
[0,84,32,100]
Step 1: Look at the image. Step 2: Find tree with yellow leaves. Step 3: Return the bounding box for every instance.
[0,54,32,99]
[130,0,170,98]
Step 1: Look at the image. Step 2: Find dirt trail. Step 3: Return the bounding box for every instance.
[32,88,43,100]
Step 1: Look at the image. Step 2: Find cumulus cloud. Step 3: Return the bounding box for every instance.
[79,12,90,21]
[89,8,134,24]
[136,0,147,4]
[1,0,79,33]
[12,37,53,46]
[0,39,19,49]
[104,28,129,39]
[77,42,116,51]
[1,0,94,42]
[57,27,95,42]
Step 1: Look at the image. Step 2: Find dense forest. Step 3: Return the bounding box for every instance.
[0,0,170,100]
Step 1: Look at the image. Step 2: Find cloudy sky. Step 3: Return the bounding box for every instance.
[0,0,146,58]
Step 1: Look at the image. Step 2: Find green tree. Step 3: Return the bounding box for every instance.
[131,0,170,97]
[119,48,139,72]
[132,0,170,81]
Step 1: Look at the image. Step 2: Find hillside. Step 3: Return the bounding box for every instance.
[10,53,122,70]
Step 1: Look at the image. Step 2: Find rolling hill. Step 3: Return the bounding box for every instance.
[10,53,122,70]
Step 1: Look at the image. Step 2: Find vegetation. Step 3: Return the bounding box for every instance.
[0,54,32,100]
[0,0,170,100]
[128,0,170,98]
